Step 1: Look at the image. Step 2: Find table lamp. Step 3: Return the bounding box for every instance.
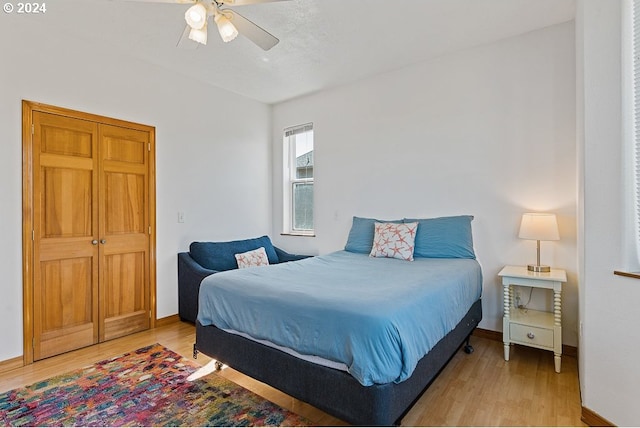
[518,213,560,272]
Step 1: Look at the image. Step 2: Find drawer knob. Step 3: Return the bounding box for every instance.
[527,332,535,339]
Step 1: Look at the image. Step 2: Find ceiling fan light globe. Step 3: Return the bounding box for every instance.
[185,3,207,30]
[214,13,239,42]
[188,24,208,44]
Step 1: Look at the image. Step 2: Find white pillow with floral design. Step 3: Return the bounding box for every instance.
[235,247,269,269]
[369,222,418,261]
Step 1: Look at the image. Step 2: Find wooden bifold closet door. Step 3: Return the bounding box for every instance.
[22,101,156,363]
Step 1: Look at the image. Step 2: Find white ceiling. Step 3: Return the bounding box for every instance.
[43,0,576,104]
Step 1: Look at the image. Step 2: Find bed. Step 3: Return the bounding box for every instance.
[194,216,483,426]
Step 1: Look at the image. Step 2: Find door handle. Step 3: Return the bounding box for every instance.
[92,240,98,245]
[100,239,107,244]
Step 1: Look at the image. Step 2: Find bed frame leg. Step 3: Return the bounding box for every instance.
[463,336,474,354]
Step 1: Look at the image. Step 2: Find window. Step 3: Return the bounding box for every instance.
[283,123,314,234]
[623,0,640,272]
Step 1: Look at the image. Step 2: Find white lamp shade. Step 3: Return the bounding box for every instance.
[185,3,207,30]
[518,213,560,241]
[214,13,239,42]
[188,24,208,45]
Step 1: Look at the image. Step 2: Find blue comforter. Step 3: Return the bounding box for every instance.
[197,250,482,386]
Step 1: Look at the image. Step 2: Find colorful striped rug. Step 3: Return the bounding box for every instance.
[0,343,311,426]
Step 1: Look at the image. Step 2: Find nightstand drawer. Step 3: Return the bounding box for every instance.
[510,324,553,348]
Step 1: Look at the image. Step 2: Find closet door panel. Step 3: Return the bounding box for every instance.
[102,251,148,340]
[98,124,150,342]
[32,111,99,360]
[37,257,95,359]
[104,172,145,234]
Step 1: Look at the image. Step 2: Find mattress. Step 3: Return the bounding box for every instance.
[197,250,482,386]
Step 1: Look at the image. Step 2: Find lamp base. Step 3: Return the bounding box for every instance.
[527,264,551,273]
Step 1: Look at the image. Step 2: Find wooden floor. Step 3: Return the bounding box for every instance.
[0,321,585,426]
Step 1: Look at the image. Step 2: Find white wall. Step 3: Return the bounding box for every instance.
[577,0,640,425]
[272,23,578,345]
[0,14,271,361]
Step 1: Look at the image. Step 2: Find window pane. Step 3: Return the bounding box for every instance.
[296,150,313,179]
[294,134,313,179]
[293,182,313,230]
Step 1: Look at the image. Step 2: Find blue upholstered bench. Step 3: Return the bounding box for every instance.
[177,235,310,323]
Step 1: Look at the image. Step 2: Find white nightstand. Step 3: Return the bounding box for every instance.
[498,265,567,373]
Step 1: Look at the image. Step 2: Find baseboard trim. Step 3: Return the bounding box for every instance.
[581,406,615,427]
[0,355,23,374]
[472,327,578,357]
[0,325,573,374]
[472,327,502,342]
[0,317,182,372]
[155,314,181,327]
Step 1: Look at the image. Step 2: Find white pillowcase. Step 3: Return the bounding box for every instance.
[369,222,418,261]
[235,247,270,269]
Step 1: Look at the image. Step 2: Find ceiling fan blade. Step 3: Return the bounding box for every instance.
[220,0,289,5]
[113,0,195,3]
[176,24,200,49]
[225,9,279,51]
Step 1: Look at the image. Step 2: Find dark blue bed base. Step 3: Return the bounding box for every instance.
[195,299,482,426]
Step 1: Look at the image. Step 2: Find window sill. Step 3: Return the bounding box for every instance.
[281,232,316,237]
[614,270,640,280]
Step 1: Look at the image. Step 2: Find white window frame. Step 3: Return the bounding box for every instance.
[623,0,640,272]
[282,123,314,236]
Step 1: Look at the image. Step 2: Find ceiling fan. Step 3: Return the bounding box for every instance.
[125,0,288,50]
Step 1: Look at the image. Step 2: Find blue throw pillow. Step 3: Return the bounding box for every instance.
[190,235,279,271]
[403,215,476,259]
[344,216,403,254]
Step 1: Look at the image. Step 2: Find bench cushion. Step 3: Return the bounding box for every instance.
[190,235,278,272]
